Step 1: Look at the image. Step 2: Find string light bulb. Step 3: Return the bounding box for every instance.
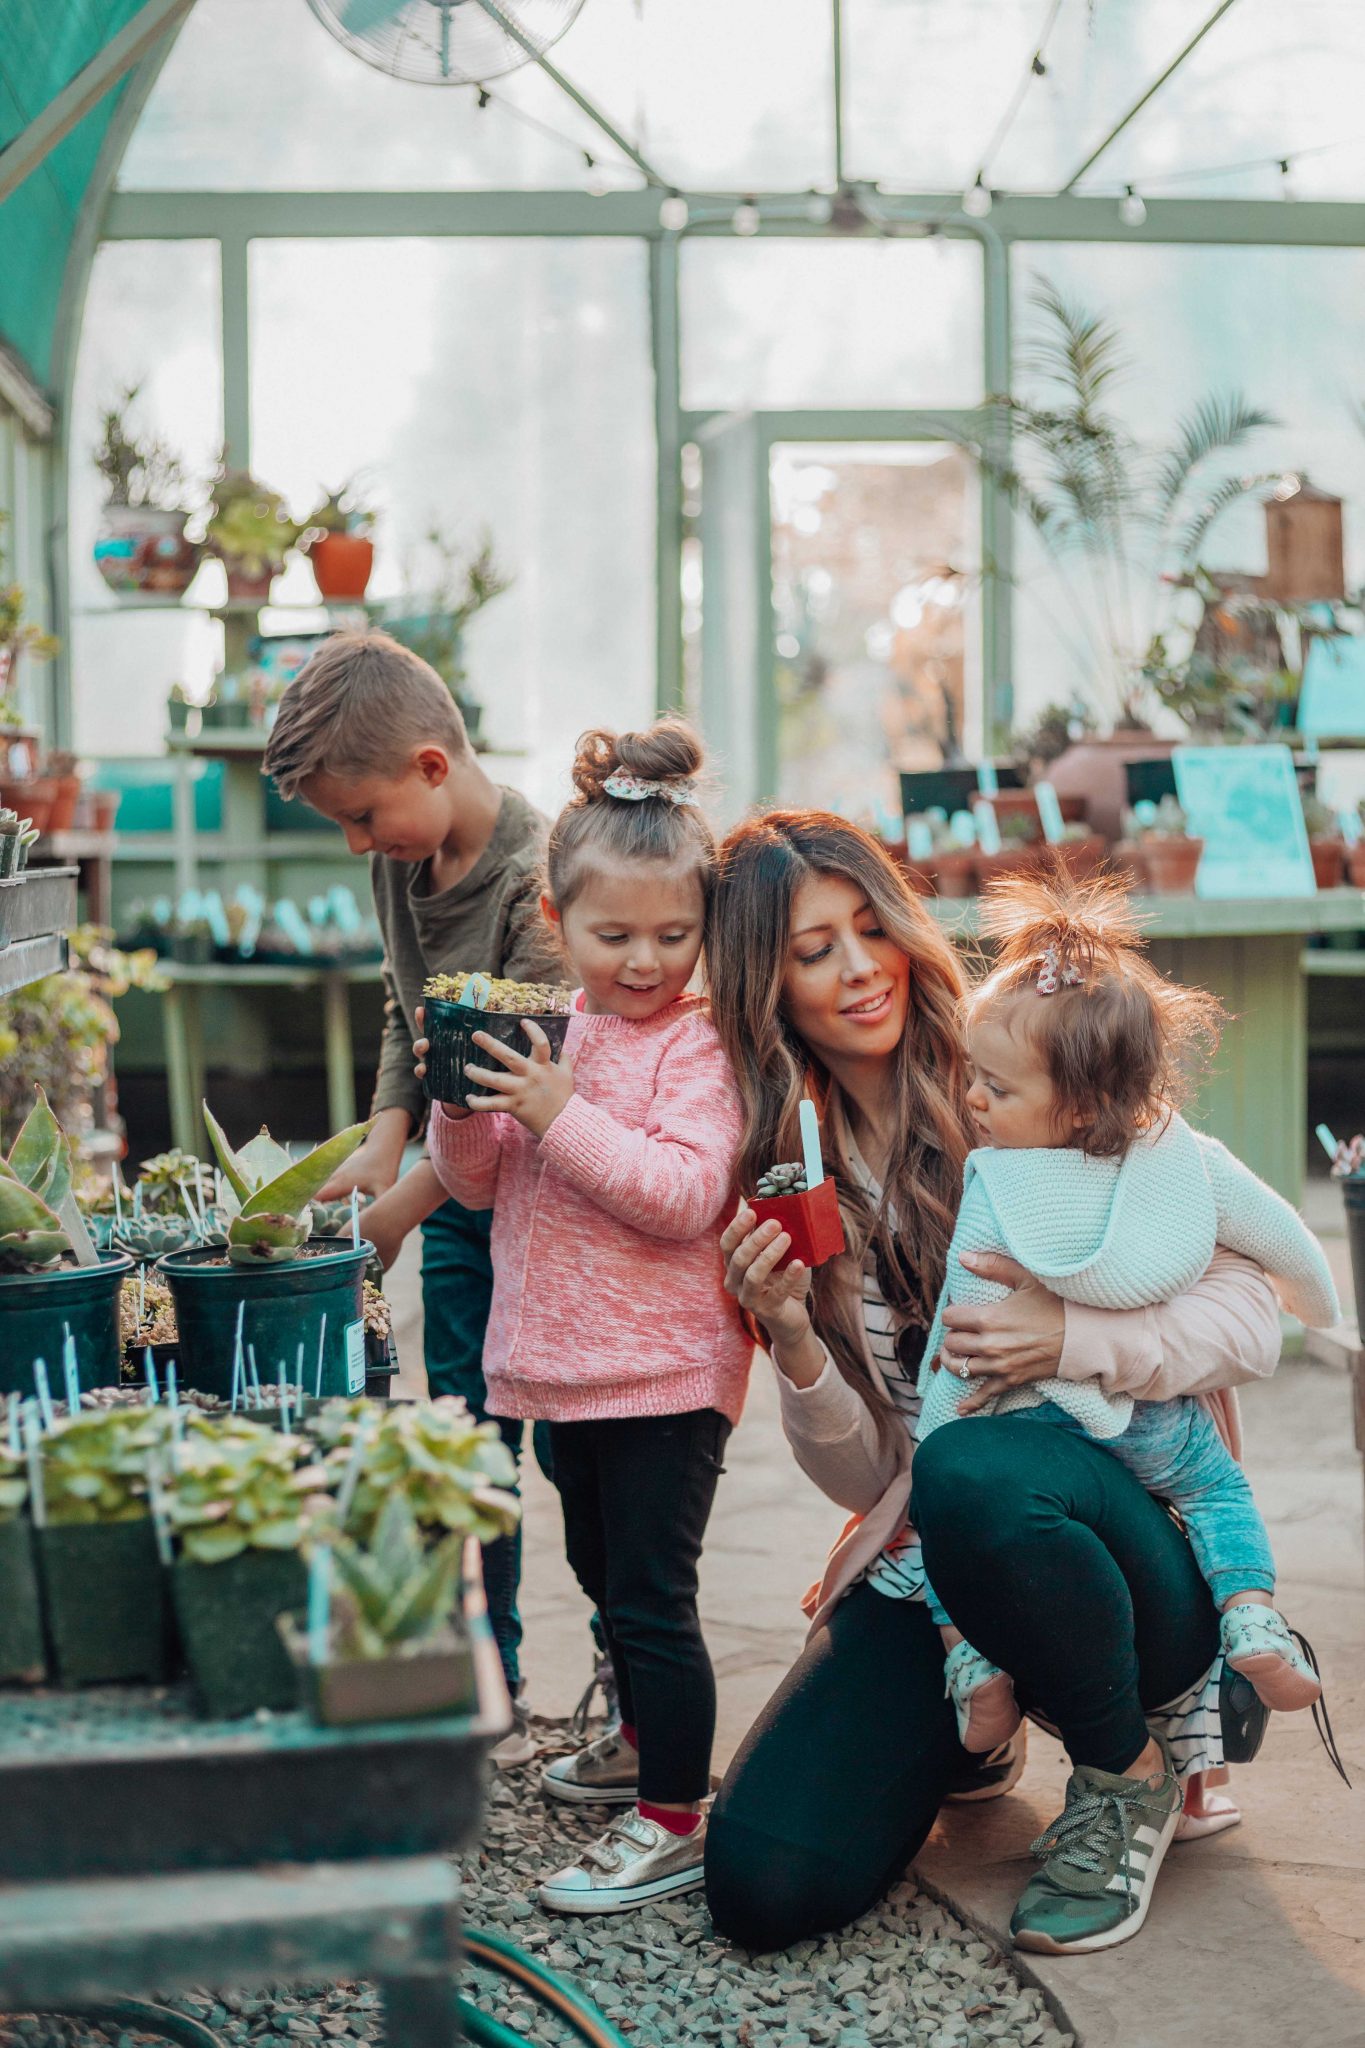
[584,152,611,198]
[659,192,689,231]
[962,175,993,218]
[1279,157,1297,201]
[1119,185,1147,226]
[732,199,761,236]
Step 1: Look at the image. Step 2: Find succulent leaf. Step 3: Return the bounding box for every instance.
[202,1103,253,1205]
[8,1088,66,1198]
[238,1119,373,1223]
[226,1210,311,1263]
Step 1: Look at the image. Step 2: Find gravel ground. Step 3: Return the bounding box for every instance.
[0,1724,1074,2048]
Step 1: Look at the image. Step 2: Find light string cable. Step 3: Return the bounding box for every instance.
[471,79,637,183]
[1083,136,1359,195]
[964,0,1069,208]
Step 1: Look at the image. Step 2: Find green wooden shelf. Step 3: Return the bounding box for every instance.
[926,889,1365,941]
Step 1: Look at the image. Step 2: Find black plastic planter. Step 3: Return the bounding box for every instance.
[0,1251,134,1397]
[1343,1177,1365,1344]
[0,1518,46,1682]
[173,1550,307,1718]
[37,1518,170,1684]
[160,1237,372,1401]
[422,996,571,1106]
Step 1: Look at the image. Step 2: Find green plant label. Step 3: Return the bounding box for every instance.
[344,1319,366,1395]
[1034,781,1066,845]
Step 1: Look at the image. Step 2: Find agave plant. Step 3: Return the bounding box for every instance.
[311,1396,518,1547]
[162,1417,332,1565]
[327,1491,465,1661]
[970,277,1278,727]
[42,1405,173,1525]
[0,1088,81,1271]
[137,1149,214,1213]
[203,1106,373,1265]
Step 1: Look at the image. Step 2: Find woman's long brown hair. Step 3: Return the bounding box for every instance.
[708,812,978,1436]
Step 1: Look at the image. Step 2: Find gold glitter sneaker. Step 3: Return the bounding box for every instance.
[540,1725,640,1806]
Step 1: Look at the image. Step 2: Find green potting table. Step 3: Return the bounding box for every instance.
[928,887,1365,1204]
[0,1545,509,2047]
[157,958,383,1155]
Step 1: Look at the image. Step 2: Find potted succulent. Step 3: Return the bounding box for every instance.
[1119,796,1204,895]
[0,1418,45,1682]
[0,1090,134,1396]
[92,385,201,597]
[284,1493,477,1727]
[309,1395,519,1551]
[973,807,1041,890]
[0,807,23,877]
[1301,795,1347,891]
[385,528,512,748]
[302,483,378,603]
[165,1414,332,1718]
[0,512,60,702]
[361,1277,398,1397]
[421,973,574,1106]
[40,749,82,833]
[205,464,302,602]
[167,913,214,966]
[35,1403,174,1683]
[119,1267,180,1380]
[747,1106,845,1272]
[159,1108,374,1400]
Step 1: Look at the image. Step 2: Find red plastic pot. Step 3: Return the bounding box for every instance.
[749,1175,846,1270]
[310,533,374,603]
[1309,838,1346,891]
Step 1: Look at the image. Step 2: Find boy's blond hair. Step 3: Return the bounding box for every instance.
[263,631,469,799]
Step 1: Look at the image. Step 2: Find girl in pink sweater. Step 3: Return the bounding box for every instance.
[422,719,752,1915]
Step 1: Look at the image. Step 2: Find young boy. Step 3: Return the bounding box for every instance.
[263,630,560,1756]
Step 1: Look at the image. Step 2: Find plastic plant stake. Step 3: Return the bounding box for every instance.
[147,1464,174,1568]
[315,1313,328,1399]
[179,1183,201,1237]
[799,1100,825,1190]
[62,1326,80,1413]
[460,973,492,1010]
[248,1344,262,1404]
[166,1361,178,1411]
[335,1423,372,1523]
[231,1301,245,1411]
[144,1350,159,1405]
[23,1403,45,1528]
[307,1543,332,1666]
[350,1188,360,1249]
[33,1359,54,1430]
[112,1169,123,1231]
[296,1341,306,1409]
[278,1359,290,1434]
[7,1399,20,1459]
[1316,1123,1339,1161]
[138,1267,147,1325]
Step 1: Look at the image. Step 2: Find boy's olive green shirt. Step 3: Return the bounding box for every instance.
[368,786,559,1131]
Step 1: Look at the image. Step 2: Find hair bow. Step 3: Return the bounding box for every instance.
[1035,945,1083,996]
[602,771,700,807]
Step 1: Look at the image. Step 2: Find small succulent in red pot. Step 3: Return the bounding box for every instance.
[748,1103,845,1270]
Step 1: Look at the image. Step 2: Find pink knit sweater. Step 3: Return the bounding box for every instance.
[427,993,753,1425]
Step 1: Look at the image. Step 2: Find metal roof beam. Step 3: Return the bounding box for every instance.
[467,0,668,188]
[0,0,195,205]
[1061,0,1242,193]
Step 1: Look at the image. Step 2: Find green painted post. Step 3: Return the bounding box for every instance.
[650,234,684,717]
[322,973,357,1134]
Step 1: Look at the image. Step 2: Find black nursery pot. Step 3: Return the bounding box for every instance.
[160,1238,371,1402]
[422,997,572,1107]
[173,1549,307,1718]
[0,1251,133,1398]
[0,1518,46,1682]
[1343,1177,1365,1344]
[37,1517,170,1684]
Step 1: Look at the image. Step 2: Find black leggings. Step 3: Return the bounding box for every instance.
[549,1407,731,1804]
[705,1415,1219,1950]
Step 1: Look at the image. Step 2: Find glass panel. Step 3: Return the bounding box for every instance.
[681,240,983,410]
[1008,243,1365,730]
[770,442,979,817]
[121,0,641,191]
[68,241,223,757]
[250,238,655,810]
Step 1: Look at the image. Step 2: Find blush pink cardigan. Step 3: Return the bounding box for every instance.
[427,993,753,1426]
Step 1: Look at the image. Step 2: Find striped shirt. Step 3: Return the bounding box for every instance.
[849,1144,1225,1778]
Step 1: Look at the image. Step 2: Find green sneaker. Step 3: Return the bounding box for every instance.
[1011,1732,1182,1955]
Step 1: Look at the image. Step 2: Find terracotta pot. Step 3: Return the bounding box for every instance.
[0,778,53,833]
[46,775,81,833]
[1309,838,1347,891]
[1347,843,1365,890]
[1138,836,1204,895]
[1046,735,1179,843]
[310,533,374,603]
[973,846,1040,892]
[90,789,121,833]
[885,845,934,896]
[94,505,200,597]
[929,848,978,899]
[224,564,276,603]
[992,790,1088,827]
[1055,833,1112,882]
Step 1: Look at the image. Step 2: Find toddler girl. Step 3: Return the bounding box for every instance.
[421,720,751,1913]
[910,871,1339,1754]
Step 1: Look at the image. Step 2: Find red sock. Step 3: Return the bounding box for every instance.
[638,1801,702,1836]
[619,1722,639,1751]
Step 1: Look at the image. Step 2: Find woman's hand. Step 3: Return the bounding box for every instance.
[937,1251,1066,1415]
[414,1002,471,1118]
[318,1105,409,1200]
[720,1201,813,1347]
[463,1020,575,1139]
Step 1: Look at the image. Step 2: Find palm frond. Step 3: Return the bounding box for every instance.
[1151,395,1276,521]
[1174,469,1284,569]
[1020,277,1128,415]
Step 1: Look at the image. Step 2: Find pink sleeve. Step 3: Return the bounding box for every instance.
[426,1102,508,1212]
[536,1023,742,1241]
[1058,1246,1281,1401]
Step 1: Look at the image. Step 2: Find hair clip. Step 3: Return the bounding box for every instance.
[602,771,700,807]
[1036,945,1083,996]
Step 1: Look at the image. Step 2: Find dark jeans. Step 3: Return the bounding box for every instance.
[420,1198,524,1689]
[705,1415,1219,1951]
[548,1407,731,1804]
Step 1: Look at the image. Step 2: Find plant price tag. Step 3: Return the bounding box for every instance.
[1034,781,1066,845]
[344,1319,366,1396]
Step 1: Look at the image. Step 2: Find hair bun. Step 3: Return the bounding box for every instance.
[571,718,704,802]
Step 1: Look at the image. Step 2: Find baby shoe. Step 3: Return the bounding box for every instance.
[944,1639,1022,1753]
[1220,1603,1321,1712]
